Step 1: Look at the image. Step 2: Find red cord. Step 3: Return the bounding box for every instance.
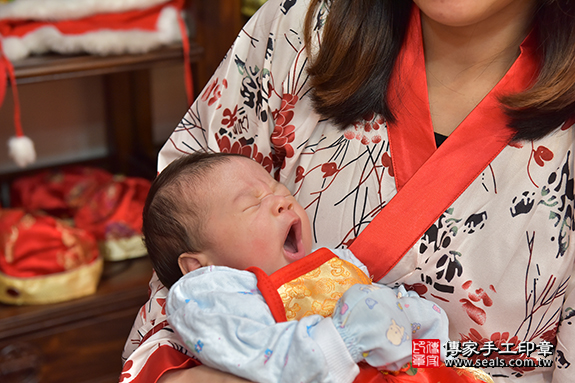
[0,38,24,137]
[175,4,194,107]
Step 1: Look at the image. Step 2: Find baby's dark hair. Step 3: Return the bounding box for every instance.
[143,151,246,288]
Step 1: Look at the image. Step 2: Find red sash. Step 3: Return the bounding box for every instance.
[349,7,540,281]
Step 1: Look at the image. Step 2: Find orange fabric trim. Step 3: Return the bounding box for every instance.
[277,254,372,321]
[350,6,540,282]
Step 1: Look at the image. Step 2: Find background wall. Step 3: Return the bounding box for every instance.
[0,65,188,175]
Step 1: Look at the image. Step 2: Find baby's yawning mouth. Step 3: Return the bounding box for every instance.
[283,219,305,261]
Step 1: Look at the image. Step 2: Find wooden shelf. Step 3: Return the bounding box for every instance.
[13,42,204,84]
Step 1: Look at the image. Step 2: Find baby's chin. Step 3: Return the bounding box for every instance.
[264,255,302,276]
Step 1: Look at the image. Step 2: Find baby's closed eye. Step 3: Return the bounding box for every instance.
[243,199,262,211]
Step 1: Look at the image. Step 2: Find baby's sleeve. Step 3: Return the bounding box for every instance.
[166,266,359,383]
[331,284,450,371]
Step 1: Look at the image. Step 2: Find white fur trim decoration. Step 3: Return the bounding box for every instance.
[1,6,182,61]
[8,135,36,168]
[0,0,171,21]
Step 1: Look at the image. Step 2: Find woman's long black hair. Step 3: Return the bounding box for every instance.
[304,0,575,141]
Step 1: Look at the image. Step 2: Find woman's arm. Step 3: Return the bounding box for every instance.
[157,365,254,383]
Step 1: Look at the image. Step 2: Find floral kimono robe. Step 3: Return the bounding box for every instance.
[121,0,575,382]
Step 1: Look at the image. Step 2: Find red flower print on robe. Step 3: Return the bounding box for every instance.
[216,134,273,173]
[527,144,555,187]
[295,166,304,183]
[459,281,495,325]
[156,298,167,316]
[201,78,228,107]
[381,152,394,177]
[119,360,133,382]
[221,105,238,129]
[460,329,537,373]
[321,162,338,178]
[404,283,428,297]
[533,146,553,167]
[344,114,385,145]
[271,94,298,170]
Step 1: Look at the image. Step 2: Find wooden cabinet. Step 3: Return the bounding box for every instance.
[0,0,244,182]
[11,43,205,180]
[0,258,153,383]
[0,1,244,382]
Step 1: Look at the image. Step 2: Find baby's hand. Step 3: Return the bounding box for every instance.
[331,284,449,371]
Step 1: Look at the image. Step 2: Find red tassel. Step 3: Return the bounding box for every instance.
[0,38,36,168]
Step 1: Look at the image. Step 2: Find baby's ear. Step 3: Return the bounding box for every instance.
[178,252,210,274]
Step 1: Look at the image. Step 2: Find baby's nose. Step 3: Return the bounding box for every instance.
[275,196,293,214]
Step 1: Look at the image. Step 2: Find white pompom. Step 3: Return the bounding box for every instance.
[8,135,36,168]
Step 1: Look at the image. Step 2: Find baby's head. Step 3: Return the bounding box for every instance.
[143,152,312,288]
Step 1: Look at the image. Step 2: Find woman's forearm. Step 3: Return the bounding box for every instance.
[157,365,254,383]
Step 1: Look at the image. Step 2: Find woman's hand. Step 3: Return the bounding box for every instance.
[157,365,254,383]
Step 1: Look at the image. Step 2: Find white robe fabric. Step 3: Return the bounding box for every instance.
[122,0,575,382]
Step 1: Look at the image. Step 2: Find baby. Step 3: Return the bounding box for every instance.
[142,152,473,383]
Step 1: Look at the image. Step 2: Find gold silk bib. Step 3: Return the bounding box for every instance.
[277,256,371,321]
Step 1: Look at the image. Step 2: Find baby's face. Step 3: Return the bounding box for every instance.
[200,157,312,275]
